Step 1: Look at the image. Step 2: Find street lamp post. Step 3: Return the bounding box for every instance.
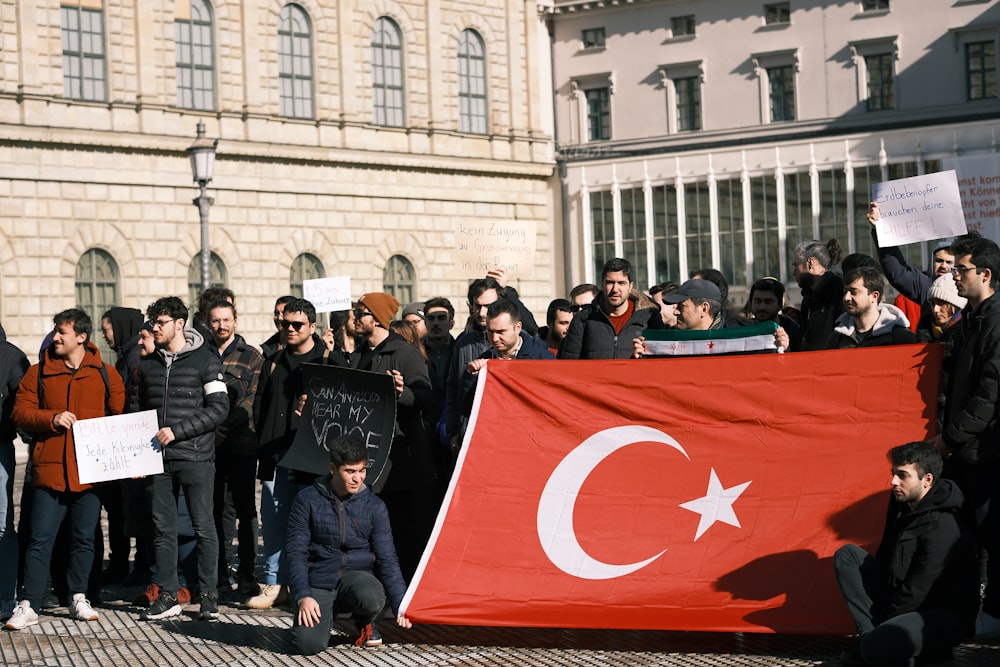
[187,121,219,292]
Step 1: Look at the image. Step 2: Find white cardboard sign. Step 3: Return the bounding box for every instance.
[74,410,163,484]
[303,275,352,313]
[872,170,967,247]
[455,220,537,278]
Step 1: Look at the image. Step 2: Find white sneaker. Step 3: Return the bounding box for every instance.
[4,601,39,630]
[975,610,1000,638]
[70,594,98,621]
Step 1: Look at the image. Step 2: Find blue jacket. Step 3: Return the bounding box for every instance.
[286,477,407,615]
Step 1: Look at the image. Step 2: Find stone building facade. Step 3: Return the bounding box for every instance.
[0,0,556,357]
[545,0,1000,303]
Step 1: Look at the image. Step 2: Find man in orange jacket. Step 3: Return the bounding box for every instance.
[5,309,125,630]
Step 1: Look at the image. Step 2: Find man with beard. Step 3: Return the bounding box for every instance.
[353,293,436,581]
[558,257,662,359]
[833,442,978,666]
[826,267,916,349]
[207,300,263,597]
[747,277,801,351]
[793,240,845,351]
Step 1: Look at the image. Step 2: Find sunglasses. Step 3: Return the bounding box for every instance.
[279,320,308,331]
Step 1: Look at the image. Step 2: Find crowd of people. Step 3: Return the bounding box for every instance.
[0,201,999,663]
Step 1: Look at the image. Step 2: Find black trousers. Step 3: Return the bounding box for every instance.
[833,544,964,666]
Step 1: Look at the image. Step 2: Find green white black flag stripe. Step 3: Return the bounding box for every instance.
[642,321,779,356]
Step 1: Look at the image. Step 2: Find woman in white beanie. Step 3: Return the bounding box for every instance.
[918,274,967,429]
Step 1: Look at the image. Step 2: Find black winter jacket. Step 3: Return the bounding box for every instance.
[874,479,979,631]
[286,478,407,614]
[799,271,845,351]
[943,293,1000,465]
[0,325,28,446]
[558,293,662,359]
[253,335,329,479]
[358,331,436,493]
[130,327,229,462]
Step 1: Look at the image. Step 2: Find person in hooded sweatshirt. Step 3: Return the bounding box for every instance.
[97,306,144,584]
[833,441,978,666]
[826,266,917,349]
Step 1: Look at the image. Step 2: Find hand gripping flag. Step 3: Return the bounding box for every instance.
[400,344,941,633]
[643,321,779,356]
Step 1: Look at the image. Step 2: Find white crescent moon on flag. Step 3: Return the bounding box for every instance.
[536,425,689,580]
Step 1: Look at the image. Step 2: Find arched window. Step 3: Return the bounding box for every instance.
[187,252,228,312]
[175,0,215,110]
[75,248,119,359]
[278,4,314,119]
[458,29,487,134]
[372,17,404,127]
[383,254,414,306]
[290,252,325,297]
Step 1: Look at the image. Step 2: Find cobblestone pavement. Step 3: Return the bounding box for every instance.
[6,446,1000,666]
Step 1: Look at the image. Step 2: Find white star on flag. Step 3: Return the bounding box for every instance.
[679,468,752,541]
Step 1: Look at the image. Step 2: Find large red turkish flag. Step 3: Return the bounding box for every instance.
[400,345,941,633]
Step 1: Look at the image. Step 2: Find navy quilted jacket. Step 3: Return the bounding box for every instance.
[286,476,407,614]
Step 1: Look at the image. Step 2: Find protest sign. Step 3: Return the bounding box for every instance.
[872,170,967,247]
[74,410,162,484]
[456,220,537,278]
[303,276,352,313]
[944,153,1000,243]
[279,364,396,488]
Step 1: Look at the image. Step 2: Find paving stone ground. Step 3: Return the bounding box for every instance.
[6,445,1000,666]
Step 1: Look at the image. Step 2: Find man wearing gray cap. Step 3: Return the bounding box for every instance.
[661,279,725,331]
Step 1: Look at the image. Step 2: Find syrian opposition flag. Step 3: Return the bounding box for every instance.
[643,321,779,356]
[399,344,941,633]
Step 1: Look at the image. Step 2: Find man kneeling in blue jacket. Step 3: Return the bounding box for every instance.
[287,435,412,654]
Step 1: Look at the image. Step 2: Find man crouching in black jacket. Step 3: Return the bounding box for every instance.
[287,434,412,654]
[833,441,979,666]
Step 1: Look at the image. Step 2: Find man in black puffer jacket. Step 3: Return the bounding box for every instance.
[833,442,979,666]
[131,296,229,622]
[287,434,411,654]
[558,257,662,359]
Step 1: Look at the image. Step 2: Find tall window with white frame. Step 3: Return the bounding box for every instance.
[865,53,894,111]
[585,87,611,141]
[290,252,325,298]
[187,252,228,312]
[61,3,107,101]
[675,76,701,132]
[767,65,795,122]
[458,29,488,134]
[278,4,314,119]
[175,0,215,111]
[372,17,405,127]
[383,255,414,306]
[967,41,997,101]
[76,248,118,359]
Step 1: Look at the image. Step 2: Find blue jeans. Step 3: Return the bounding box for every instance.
[146,459,218,597]
[260,466,306,585]
[21,486,100,610]
[0,444,16,613]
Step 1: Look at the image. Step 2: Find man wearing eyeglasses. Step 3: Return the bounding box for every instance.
[251,298,329,610]
[926,234,1000,638]
[130,296,229,622]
